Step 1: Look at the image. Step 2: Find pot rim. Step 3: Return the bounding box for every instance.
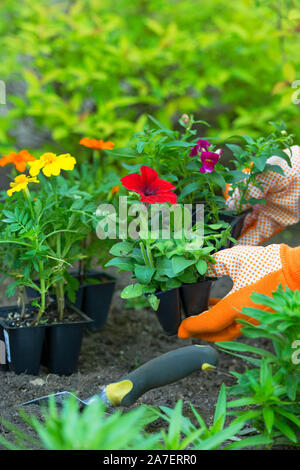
[0,303,93,329]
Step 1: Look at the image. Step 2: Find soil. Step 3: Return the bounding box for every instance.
[0,224,300,450]
[0,303,83,328]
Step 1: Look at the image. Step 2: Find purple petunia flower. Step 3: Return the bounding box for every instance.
[190,139,211,157]
[199,150,222,173]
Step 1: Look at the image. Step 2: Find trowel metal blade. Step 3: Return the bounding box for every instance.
[20,391,87,408]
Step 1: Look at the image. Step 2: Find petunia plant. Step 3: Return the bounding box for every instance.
[107,115,232,224]
[110,114,210,190]
[0,151,100,324]
[104,164,233,310]
[225,121,294,214]
[110,116,295,223]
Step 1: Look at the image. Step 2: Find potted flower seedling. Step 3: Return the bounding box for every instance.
[64,146,121,330]
[103,165,233,335]
[0,151,100,375]
[225,121,294,215]
[110,116,295,245]
[107,115,246,249]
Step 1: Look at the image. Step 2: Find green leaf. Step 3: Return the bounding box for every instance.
[194,420,244,450]
[275,406,300,428]
[196,259,207,275]
[273,416,297,443]
[229,170,247,182]
[171,256,195,275]
[105,257,134,271]
[121,283,144,299]
[225,434,272,450]
[156,258,177,278]
[211,173,226,191]
[134,265,155,284]
[242,135,255,145]
[264,164,285,176]
[286,375,300,401]
[107,147,139,158]
[147,294,160,311]
[213,384,226,431]
[165,141,192,148]
[137,141,146,153]
[227,397,257,408]
[271,148,291,167]
[263,407,274,434]
[109,241,133,256]
[178,182,200,200]
[226,144,244,156]
[254,155,268,172]
[147,115,173,136]
[216,341,275,359]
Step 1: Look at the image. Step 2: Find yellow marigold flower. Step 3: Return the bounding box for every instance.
[0,150,36,173]
[7,174,39,197]
[28,153,76,177]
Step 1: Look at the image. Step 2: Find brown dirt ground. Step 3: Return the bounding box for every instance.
[0,224,300,450]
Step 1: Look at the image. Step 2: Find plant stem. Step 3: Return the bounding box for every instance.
[23,187,35,221]
[207,179,219,223]
[18,287,26,319]
[56,281,65,322]
[93,149,99,176]
[238,177,251,214]
[78,237,87,281]
[140,241,150,267]
[32,260,46,325]
[56,233,65,321]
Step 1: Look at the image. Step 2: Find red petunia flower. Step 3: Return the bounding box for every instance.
[121,166,177,204]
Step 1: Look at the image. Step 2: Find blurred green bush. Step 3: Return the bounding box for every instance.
[0,0,300,157]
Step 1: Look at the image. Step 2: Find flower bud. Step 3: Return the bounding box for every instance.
[181,114,190,126]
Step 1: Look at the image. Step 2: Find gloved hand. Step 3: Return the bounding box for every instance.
[226,145,300,245]
[178,244,300,342]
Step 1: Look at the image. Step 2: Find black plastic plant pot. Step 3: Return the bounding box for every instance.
[42,305,92,376]
[0,307,9,372]
[0,305,46,375]
[26,271,116,331]
[220,210,250,248]
[180,278,215,317]
[75,271,117,331]
[155,288,182,336]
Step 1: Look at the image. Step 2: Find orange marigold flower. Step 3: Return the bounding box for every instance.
[111,185,119,195]
[79,137,115,150]
[0,150,36,173]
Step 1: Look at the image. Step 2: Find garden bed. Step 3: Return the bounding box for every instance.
[0,268,274,450]
[1,224,300,450]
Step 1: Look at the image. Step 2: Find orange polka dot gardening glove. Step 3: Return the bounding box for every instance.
[178,244,300,342]
[226,145,300,246]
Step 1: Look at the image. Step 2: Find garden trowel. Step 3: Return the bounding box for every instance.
[20,345,218,409]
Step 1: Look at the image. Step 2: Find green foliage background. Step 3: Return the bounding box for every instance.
[0,0,300,157]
